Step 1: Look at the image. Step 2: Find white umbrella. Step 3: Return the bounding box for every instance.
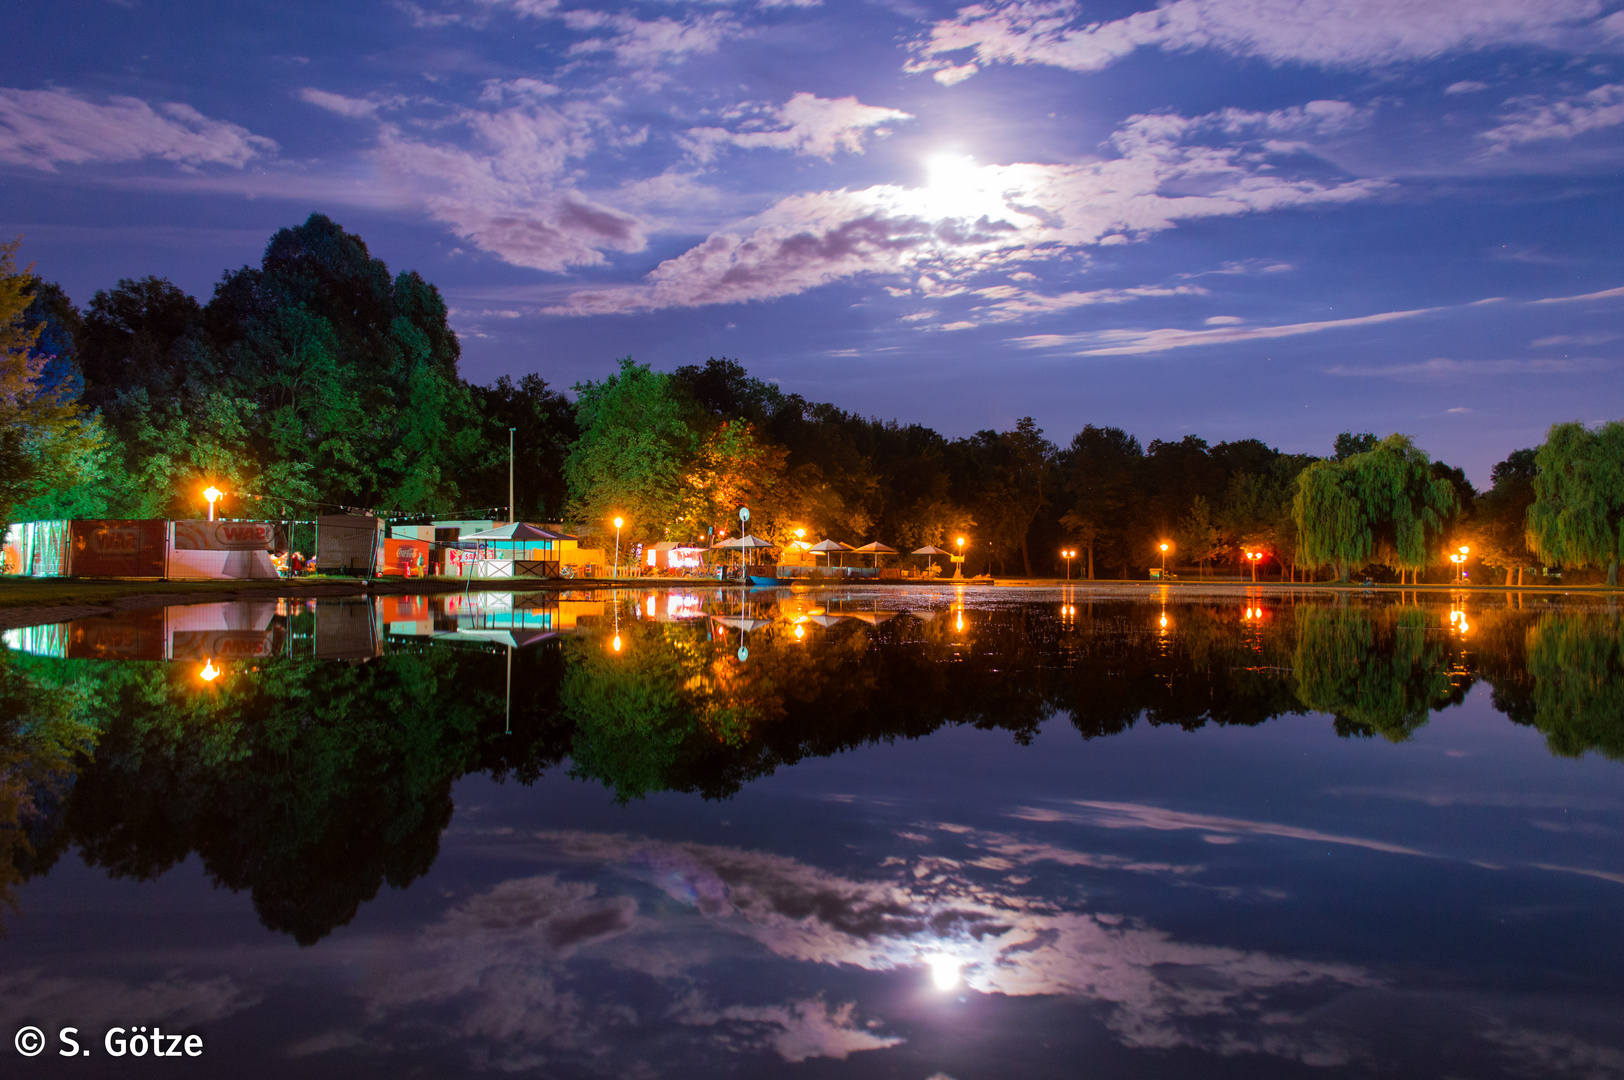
[912,544,950,574]
[851,541,898,568]
[806,538,853,568]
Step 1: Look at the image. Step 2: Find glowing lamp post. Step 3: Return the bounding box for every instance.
[1159,542,1169,579]
[1457,545,1469,585]
[954,536,966,580]
[1061,548,1076,581]
[1246,551,1262,583]
[613,516,624,579]
[204,485,222,522]
[199,658,220,683]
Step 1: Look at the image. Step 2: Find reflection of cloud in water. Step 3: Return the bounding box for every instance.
[1481,1020,1624,1078]
[353,829,1378,1068]
[0,971,259,1030]
[1017,800,1430,856]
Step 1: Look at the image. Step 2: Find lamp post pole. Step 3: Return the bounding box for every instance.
[508,427,515,525]
[954,537,965,580]
[613,516,624,579]
[1062,549,1074,581]
[1159,542,1169,578]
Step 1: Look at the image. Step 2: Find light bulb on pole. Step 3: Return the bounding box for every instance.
[613,516,624,579]
[1159,542,1169,579]
[204,486,222,522]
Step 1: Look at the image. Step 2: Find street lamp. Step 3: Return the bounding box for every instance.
[954,536,966,580]
[1159,542,1169,578]
[1457,544,1469,585]
[613,516,624,578]
[1061,548,1075,581]
[1245,550,1262,583]
[204,485,222,522]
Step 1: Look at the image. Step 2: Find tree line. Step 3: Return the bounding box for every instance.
[3,215,1621,582]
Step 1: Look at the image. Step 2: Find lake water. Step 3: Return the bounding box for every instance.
[2,586,1622,1078]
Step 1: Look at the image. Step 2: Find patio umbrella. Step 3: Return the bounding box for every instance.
[806,538,853,568]
[709,533,777,573]
[851,541,898,568]
[913,544,950,574]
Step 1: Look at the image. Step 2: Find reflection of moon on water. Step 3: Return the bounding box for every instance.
[737,646,749,662]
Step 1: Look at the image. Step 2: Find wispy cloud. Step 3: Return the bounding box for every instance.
[1014,801,1431,856]
[683,92,913,162]
[1326,356,1610,379]
[0,87,275,171]
[1014,305,1438,355]
[906,0,1615,85]
[1479,82,1624,152]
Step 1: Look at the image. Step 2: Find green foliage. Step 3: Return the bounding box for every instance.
[1292,605,1464,740]
[1528,421,1624,584]
[565,357,696,543]
[0,240,105,524]
[1293,434,1457,581]
[1470,448,1539,583]
[1524,613,1624,759]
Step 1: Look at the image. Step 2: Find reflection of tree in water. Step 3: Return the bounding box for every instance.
[1522,612,1624,759]
[6,595,1623,943]
[1291,605,1468,741]
[0,652,96,925]
[20,646,570,944]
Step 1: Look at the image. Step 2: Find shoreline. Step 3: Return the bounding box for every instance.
[2,574,1618,632]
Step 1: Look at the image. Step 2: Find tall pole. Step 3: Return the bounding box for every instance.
[508,427,515,524]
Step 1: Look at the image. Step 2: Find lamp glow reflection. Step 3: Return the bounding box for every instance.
[199,658,220,682]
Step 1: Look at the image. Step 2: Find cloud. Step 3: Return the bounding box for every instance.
[546,104,1383,314]
[0,971,259,1032]
[906,0,1615,84]
[0,87,275,171]
[1326,356,1611,378]
[1532,283,1624,304]
[968,283,1211,323]
[562,9,743,69]
[1531,332,1618,346]
[374,96,649,271]
[683,92,913,162]
[1014,305,1437,355]
[679,998,904,1062]
[298,88,384,118]
[1446,79,1491,94]
[1479,83,1624,151]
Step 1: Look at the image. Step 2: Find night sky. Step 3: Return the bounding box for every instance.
[7,0,1624,483]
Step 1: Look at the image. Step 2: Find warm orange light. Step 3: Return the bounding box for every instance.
[613,516,624,530]
[956,537,965,548]
[1159,543,1169,552]
[1459,545,1469,555]
[203,486,222,504]
[955,615,964,632]
[794,624,805,640]
[794,527,806,538]
[200,659,220,682]
[1159,613,1168,629]
[612,634,622,652]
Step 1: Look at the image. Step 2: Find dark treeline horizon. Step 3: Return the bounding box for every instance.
[5,213,1596,582]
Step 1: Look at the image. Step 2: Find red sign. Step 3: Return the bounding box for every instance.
[70,520,167,578]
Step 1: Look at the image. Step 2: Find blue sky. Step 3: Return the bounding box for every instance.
[7,0,1624,483]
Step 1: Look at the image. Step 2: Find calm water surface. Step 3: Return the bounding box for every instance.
[2,586,1623,1078]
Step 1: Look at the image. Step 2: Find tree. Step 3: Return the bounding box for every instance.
[1293,435,1457,583]
[1176,495,1223,577]
[1470,448,1539,586]
[1058,425,1143,580]
[0,240,104,524]
[1333,431,1378,460]
[565,357,695,544]
[1527,420,1624,586]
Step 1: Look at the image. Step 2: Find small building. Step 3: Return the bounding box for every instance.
[646,541,706,571]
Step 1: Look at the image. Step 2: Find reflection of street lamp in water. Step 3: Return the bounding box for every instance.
[199,658,220,682]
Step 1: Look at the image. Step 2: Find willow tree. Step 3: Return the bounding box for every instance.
[1527,420,1624,586]
[1293,435,1456,583]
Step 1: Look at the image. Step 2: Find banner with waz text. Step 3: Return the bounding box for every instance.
[173,520,280,551]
